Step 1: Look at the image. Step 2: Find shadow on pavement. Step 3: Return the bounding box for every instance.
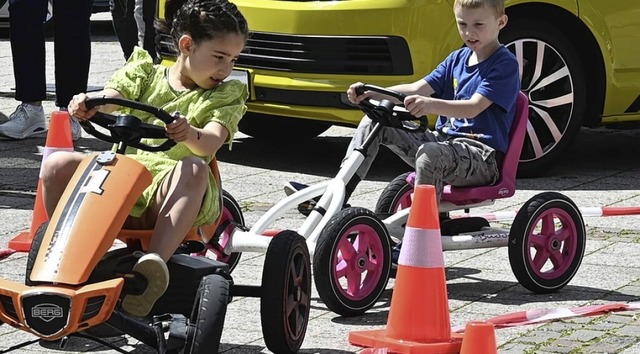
[218,126,640,189]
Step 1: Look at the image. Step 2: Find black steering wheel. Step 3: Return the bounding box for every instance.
[355,84,428,132]
[80,96,177,152]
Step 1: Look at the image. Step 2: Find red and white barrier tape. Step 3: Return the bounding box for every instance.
[452,302,640,333]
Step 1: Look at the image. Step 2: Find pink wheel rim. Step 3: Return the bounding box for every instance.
[526,207,578,279]
[331,223,385,301]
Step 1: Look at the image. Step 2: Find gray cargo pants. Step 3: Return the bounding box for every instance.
[343,116,501,201]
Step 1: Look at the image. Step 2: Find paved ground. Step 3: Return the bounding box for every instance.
[0,14,640,354]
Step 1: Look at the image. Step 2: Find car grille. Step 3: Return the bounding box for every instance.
[157,32,413,75]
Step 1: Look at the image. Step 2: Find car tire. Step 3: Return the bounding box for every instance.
[501,18,586,177]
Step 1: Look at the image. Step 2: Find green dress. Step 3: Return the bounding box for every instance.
[105,48,248,227]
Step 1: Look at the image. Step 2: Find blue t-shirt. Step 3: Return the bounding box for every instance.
[425,45,520,153]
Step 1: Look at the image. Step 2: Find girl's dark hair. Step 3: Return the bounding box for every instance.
[156,0,249,50]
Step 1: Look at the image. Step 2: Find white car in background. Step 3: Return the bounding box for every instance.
[0,0,109,28]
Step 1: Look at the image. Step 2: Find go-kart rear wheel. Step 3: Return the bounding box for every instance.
[184,274,231,354]
[198,190,244,272]
[261,230,311,354]
[25,222,48,285]
[508,192,586,293]
[313,207,392,317]
[374,172,413,216]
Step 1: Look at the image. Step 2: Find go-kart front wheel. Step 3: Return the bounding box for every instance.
[184,273,231,354]
[261,230,311,354]
[314,207,392,317]
[508,192,586,293]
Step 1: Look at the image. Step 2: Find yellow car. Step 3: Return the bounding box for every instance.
[157,0,640,177]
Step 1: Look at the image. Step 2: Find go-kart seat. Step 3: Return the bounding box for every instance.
[440,91,529,205]
[117,158,225,248]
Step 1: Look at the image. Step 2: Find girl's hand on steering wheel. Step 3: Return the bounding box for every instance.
[68,93,99,121]
[165,114,192,142]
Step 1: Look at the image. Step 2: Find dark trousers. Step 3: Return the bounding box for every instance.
[9,0,93,108]
[110,0,157,61]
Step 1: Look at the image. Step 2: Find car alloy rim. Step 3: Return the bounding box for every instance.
[506,38,576,163]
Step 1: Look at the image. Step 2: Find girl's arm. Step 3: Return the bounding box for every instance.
[165,119,228,157]
[68,88,124,121]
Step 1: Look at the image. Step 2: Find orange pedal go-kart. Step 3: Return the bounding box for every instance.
[0,97,311,354]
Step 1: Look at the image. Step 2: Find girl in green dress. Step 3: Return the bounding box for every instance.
[41,0,249,317]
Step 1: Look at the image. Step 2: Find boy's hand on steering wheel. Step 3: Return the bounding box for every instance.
[165,114,191,142]
[404,94,434,118]
[347,82,373,105]
[68,93,99,121]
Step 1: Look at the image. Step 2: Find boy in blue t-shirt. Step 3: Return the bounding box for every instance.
[286,0,520,212]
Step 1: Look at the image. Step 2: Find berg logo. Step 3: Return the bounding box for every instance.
[498,188,510,197]
[32,303,63,322]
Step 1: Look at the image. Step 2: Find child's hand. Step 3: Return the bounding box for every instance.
[404,95,433,117]
[347,82,372,104]
[165,115,192,142]
[68,93,98,121]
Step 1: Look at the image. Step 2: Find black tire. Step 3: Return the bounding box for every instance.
[374,171,413,216]
[508,192,586,293]
[184,274,231,354]
[25,222,48,286]
[501,19,586,177]
[313,207,392,317]
[260,231,311,354]
[239,112,331,141]
[201,190,244,272]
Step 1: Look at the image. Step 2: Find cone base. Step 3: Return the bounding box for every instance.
[8,231,33,252]
[349,329,463,354]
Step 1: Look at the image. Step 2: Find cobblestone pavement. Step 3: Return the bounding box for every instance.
[0,14,640,354]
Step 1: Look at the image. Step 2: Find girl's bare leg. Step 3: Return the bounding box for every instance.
[41,151,85,218]
[145,156,209,261]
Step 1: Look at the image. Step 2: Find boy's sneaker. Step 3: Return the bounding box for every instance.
[70,116,82,141]
[121,252,169,318]
[0,103,47,139]
[284,181,351,216]
[284,181,320,216]
[391,242,402,266]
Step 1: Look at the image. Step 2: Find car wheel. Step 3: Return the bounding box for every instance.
[501,19,586,177]
[238,112,331,141]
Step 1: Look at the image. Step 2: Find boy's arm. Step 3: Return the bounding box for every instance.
[389,78,436,98]
[404,92,492,119]
[348,79,435,105]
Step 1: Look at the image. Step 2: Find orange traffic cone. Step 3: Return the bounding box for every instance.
[349,184,463,353]
[8,111,74,252]
[460,321,497,354]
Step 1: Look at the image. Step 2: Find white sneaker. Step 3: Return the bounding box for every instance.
[0,103,47,139]
[70,116,82,141]
[121,252,169,318]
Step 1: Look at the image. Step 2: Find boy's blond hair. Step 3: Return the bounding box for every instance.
[453,0,505,16]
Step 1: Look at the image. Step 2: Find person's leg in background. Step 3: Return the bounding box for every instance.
[0,0,49,139]
[53,0,92,140]
[110,0,138,60]
[134,0,157,60]
[142,0,157,60]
